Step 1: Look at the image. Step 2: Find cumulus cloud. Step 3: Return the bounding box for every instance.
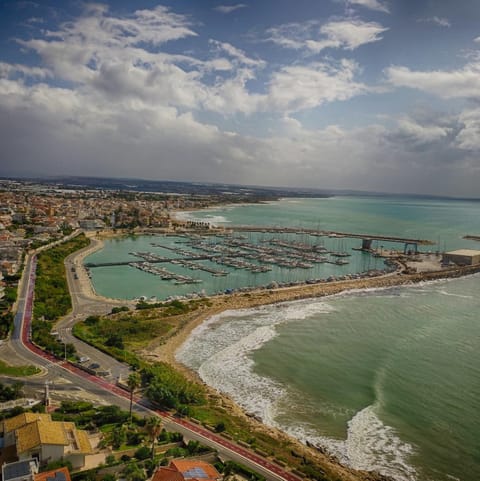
[213,4,247,14]
[0,62,51,79]
[267,18,388,53]
[391,117,452,147]
[455,109,480,150]
[2,3,480,197]
[266,59,367,112]
[385,62,480,99]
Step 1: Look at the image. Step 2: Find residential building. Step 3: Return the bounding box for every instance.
[1,413,93,469]
[1,458,39,481]
[152,460,222,481]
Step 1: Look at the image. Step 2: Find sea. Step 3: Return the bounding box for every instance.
[87,195,480,481]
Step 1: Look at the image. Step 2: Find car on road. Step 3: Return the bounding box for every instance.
[79,356,90,363]
[88,362,100,370]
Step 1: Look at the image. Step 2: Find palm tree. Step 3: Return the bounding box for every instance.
[127,372,141,424]
[146,416,162,461]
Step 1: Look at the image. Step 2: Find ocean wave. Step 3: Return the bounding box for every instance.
[281,406,417,481]
[172,210,231,225]
[204,214,231,224]
[198,324,286,424]
[177,299,335,420]
[176,300,335,368]
[437,289,473,299]
[173,210,196,221]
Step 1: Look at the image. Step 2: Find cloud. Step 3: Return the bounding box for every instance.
[267,18,388,53]
[393,117,452,146]
[2,3,480,197]
[209,39,265,67]
[418,16,451,28]
[456,108,480,150]
[214,4,247,14]
[0,62,51,79]
[266,59,367,112]
[386,62,480,99]
[345,0,389,14]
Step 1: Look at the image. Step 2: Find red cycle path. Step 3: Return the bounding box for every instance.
[19,255,301,481]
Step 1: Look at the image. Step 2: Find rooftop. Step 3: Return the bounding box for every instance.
[2,458,39,481]
[445,249,480,256]
[34,466,71,481]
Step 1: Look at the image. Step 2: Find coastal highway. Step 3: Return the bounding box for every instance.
[12,247,303,481]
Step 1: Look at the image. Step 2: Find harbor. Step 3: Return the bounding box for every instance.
[83,227,433,300]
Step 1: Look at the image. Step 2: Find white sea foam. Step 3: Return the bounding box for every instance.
[177,296,420,481]
[279,406,417,481]
[438,289,473,299]
[177,299,334,421]
[173,210,196,222]
[173,210,231,225]
[203,214,231,225]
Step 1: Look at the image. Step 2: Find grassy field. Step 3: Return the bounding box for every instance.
[0,360,40,377]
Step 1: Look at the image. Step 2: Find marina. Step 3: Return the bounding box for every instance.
[83,226,422,299]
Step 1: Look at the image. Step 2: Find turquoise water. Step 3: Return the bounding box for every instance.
[88,195,480,480]
[177,278,480,481]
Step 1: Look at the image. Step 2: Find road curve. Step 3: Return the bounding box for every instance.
[14,251,302,481]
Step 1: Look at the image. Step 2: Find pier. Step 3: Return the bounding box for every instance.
[84,254,217,268]
[232,225,434,254]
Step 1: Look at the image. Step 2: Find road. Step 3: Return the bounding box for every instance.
[56,239,133,381]
[11,241,302,481]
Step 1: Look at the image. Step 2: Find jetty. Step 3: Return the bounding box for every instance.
[232,226,434,253]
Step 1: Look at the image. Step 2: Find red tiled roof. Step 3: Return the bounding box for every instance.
[151,467,184,481]
[169,460,221,481]
[34,466,71,481]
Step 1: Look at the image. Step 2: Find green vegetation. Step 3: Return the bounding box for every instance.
[0,381,25,401]
[74,298,210,354]
[0,360,40,377]
[32,234,89,356]
[34,234,89,321]
[73,299,337,480]
[0,274,21,339]
[215,460,266,481]
[74,310,173,352]
[143,362,204,412]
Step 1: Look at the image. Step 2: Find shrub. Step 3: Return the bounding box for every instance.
[134,446,151,460]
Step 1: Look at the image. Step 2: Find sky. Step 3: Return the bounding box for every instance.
[1,1,480,197]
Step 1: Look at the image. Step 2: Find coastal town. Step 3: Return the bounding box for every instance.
[1,178,480,481]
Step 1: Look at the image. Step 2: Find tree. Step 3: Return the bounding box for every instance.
[11,382,24,399]
[145,416,162,461]
[127,372,140,424]
[111,425,127,450]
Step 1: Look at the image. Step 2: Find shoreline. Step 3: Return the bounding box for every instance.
[151,260,480,369]
[69,231,480,481]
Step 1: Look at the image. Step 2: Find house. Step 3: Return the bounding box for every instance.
[1,413,92,469]
[152,460,222,481]
[1,458,39,481]
[34,466,71,481]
